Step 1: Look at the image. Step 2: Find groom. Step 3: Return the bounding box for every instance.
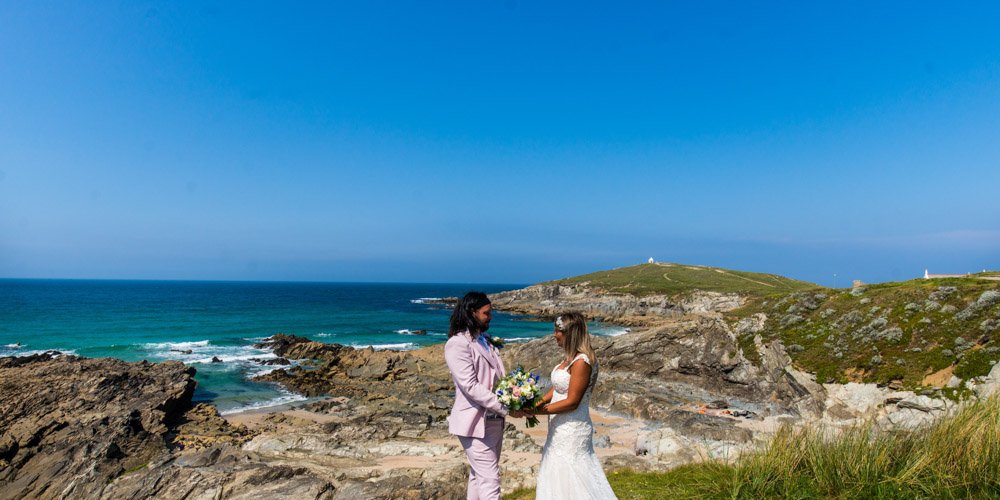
[444,291,521,500]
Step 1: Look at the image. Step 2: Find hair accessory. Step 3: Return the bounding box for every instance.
[555,316,564,330]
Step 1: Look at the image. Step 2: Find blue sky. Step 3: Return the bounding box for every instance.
[1,1,998,286]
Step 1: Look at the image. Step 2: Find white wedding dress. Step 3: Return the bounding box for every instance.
[535,353,617,499]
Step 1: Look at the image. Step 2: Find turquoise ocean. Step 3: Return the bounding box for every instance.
[0,280,628,414]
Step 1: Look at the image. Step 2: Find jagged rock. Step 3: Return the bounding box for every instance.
[929,286,957,301]
[896,395,946,413]
[734,313,767,335]
[251,357,291,366]
[884,408,937,429]
[971,362,1000,398]
[507,317,825,423]
[171,403,257,450]
[602,453,655,471]
[665,410,753,443]
[503,424,542,453]
[255,334,350,362]
[781,314,804,327]
[635,426,697,461]
[255,339,451,415]
[104,448,337,499]
[823,383,884,420]
[333,469,466,500]
[0,353,195,498]
[488,284,743,325]
[837,310,862,326]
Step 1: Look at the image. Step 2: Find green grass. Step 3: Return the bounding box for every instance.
[726,278,1000,389]
[550,263,821,297]
[504,397,1000,499]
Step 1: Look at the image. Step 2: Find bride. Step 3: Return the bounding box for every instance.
[530,312,617,499]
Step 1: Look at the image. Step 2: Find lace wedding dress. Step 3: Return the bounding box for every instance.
[535,353,617,499]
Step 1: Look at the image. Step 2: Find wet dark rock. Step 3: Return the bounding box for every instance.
[252,357,291,366]
[255,334,351,362]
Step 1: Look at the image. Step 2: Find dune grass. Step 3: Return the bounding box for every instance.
[504,397,1000,499]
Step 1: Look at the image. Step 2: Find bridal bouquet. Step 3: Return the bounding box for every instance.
[496,366,543,428]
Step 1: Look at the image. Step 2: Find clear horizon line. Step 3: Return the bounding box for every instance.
[0,276,532,287]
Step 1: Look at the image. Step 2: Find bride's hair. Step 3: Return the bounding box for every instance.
[555,311,596,367]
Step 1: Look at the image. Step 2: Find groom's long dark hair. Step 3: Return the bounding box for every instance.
[449,291,491,338]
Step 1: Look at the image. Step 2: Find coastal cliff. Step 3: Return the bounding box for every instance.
[2,263,998,499]
[489,262,818,325]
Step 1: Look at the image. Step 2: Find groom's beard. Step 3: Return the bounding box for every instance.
[477,320,490,334]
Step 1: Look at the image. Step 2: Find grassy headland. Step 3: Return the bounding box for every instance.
[505,397,1000,499]
[543,263,998,391]
[503,265,999,499]
[726,277,1000,390]
[549,262,820,297]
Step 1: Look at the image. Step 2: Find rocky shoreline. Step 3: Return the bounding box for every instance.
[489,283,745,326]
[3,287,999,498]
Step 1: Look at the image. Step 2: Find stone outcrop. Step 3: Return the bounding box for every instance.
[4,305,991,499]
[0,353,195,498]
[506,316,824,424]
[489,283,744,325]
[0,353,345,500]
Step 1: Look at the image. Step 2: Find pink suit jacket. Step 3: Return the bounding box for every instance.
[444,330,508,438]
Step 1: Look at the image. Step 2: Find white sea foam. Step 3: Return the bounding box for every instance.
[247,363,292,377]
[395,329,437,336]
[3,343,22,349]
[143,340,277,368]
[502,337,535,342]
[314,333,332,338]
[218,390,310,415]
[410,297,441,304]
[189,352,277,365]
[351,342,417,351]
[593,326,631,337]
[143,340,210,350]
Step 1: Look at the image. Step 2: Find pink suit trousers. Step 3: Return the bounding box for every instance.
[445,331,507,499]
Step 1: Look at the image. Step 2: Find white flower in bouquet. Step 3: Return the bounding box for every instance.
[496,366,543,427]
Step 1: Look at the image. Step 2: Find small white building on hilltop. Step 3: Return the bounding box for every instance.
[648,257,655,264]
[924,269,969,279]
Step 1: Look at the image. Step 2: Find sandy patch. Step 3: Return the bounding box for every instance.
[844,367,867,382]
[922,365,955,387]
